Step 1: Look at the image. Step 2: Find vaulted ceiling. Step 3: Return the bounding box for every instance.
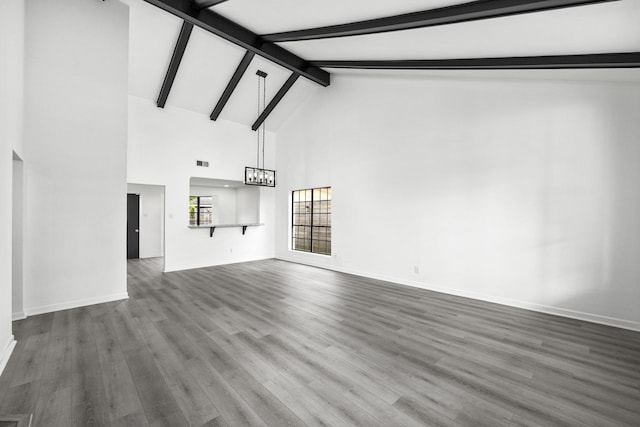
[124,0,640,131]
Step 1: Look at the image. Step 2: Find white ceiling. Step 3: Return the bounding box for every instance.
[124,0,640,131]
[213,0,465,34]
[125,0,311,131]
[280,1,640,60]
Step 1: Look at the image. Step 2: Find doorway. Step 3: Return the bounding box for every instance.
[126,184,165,271]
[12,152,24,320]
[127,193,140,259]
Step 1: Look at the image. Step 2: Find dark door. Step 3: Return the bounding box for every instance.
[127,193,140,259]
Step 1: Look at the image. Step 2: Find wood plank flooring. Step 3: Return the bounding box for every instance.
[1,257,639,426]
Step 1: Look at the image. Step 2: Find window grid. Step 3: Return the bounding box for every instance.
[292,187,331,255]
[189,196,213,226]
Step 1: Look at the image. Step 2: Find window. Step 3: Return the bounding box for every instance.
[189,196,213,226]
[292,187,331,255]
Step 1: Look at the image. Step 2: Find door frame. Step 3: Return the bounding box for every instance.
[126,183,166,272]
[127,193,140,259]
[12,151,25,321]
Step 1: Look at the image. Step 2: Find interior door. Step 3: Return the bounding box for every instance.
[127,193,140,259]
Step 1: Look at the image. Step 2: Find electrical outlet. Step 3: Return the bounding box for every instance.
[414,265,419,274]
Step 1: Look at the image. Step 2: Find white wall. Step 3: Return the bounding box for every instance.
[127,183,164,258]
[0,0,24,374]
[275,74,640,330]
[22,0,129,315]
[236,186,260,224]
[0,1,25,159]
[128,96,275,272]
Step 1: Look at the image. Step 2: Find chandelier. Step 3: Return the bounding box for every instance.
[245,70,276,187]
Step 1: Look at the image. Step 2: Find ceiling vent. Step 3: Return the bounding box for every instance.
[196,160,209,167]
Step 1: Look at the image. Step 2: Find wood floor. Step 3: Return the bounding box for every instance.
[1,258,639,427]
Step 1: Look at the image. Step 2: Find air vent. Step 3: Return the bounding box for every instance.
[196,160,209,167]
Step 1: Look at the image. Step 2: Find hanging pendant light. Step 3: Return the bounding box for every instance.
[245,70,276,187]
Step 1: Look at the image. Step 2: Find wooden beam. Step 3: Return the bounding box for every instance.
[143,0,330,86]
[157,20,193,108]
[193,0,228,10]
[309,52,640,70]
[251,73,299,131]
[210,51,255,120]
[263,0,619,42]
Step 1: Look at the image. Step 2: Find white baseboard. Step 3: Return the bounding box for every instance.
[164,255,275,273]
[12,311,26,321]
[0,335,17,377]
[25,292,129,317]
[276,256,640,332]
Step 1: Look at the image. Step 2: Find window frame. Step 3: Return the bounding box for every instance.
[189,195,213,226]
[291,187,331,256]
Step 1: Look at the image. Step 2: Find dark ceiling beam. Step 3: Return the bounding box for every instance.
[210,51,255,121]
[309,53,640,70]
[143,0,330,86]
[252,73,300,131]
[157,20,193,108]
[192,0,228,10]
[262,0,619,42]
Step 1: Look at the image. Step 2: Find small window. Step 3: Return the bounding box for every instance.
[292,187,331,255]
[189,196,213,226]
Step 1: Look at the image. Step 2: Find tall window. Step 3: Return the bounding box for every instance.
[189,196,213,226]
[292,187,331,255]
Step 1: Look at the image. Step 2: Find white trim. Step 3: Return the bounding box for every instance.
[12,311,26,321]
[276,256,640,332]
[0,335,17,377]
[287,249,331,259]
[24,292,129,317]
[164,256,274,273]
